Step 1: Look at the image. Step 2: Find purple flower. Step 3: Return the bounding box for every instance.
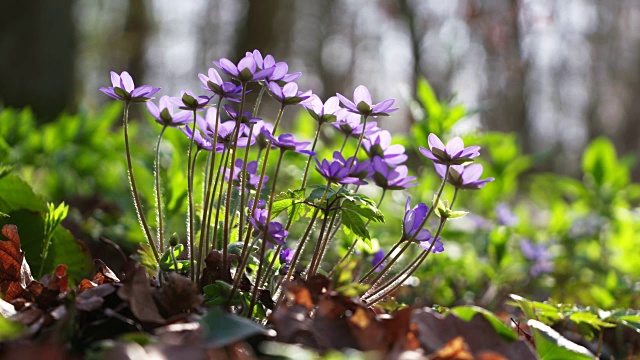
[331,111,381,139]
[419,134,480,166]
[268,82,312,106]
[333,152,372,182]
[224,159,268,191]
[363,130,408,166]
[419,237,444,253]
[260,128,315,156]
[247,50,301,83]
[180,125,213,151]
[198,67,243,101]
[520,239,553,277]
[402,196,432,242]
[223,104,261,124]
[336,85,398,117]
[434,163,495,190]
[315,151,365,185]
[214,55,275,83]
[496,203,518,226]
[99,71,160,102]
[372,249,386,272]
[302,95,341,124]
[253,120,274,150]
[146,96,191,127]
[279,248,294,273]
[170,90,210,111]
[199,107,254,151]
[371,157,417,190]
[249,208,288,247]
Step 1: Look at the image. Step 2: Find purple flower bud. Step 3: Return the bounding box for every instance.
[372,249,386,272]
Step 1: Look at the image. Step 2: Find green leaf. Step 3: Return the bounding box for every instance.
[132,243,159,276]
[450,306,518,342]
[0,315,24,341]
[0,174,47,213]
[341,207,371,246]
[527,319,595,360]
[200,307,268,348]
[582,137,628,189]
[341,198,383,224]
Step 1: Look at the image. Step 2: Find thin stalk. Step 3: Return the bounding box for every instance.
[329,189,386,277]
[307,204,332,276]
[223,86,248,280]
[364,218,447,304]
[122,102,159,261]
[236,123,256,264]
[362,165,450,286]
[211,148,231,253]
[198,101,223,277]
[252,84,267,116]
[309,206,338,276]
[349,116,368,168]
[170,245,179,273]
[154,125,168,252]
[339,134,349,153]
[300,122,323,188]
[260,245,282,289]
[248,151,285,316]
[186,109,199,281]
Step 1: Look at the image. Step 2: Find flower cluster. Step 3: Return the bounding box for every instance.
[99,48,495,315]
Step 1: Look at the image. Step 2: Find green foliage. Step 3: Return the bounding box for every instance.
[200,307,267,348]
[412,77,467,140]
[449,306,518,342]
[0,316,24,341]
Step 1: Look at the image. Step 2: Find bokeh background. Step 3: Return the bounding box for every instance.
[3,0,640,177]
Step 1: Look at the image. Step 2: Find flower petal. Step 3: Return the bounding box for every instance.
[353,85,372,105]
[428,134,445,151]
[120,71,135,92]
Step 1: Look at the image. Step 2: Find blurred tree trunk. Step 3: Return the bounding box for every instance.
[0,0,76,122]
[123,0,152,83]
[233,0,295,60]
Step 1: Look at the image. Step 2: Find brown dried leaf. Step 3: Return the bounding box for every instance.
[155,272,203,317]
[76,283,116,312]
[117,266,165,324]
[429,336,474,360]
[0,225,33,301]
[93,259,120,284]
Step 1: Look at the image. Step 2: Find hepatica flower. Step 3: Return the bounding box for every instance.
[250,208,288,247]
[337,85,398,117]
[99,71,160,102]
[248,50,301,83]
[224,104,261,124]
[402,197,445,253]
[268,82,312,106]
[302,95,341,124]
[315,151,365,185]
[332,111,380,139]
[261,128,315,156]
[363,130,408,166]
[180,125,213,151]
[334,152,372,182]
[224,159,268,191]
[419,134,480,166]
[371,157,417,190]
[198,68,243,101]
[214,55,275,83]
[520,239,553,277]
[253,121,274,150]
[171,90,210,111]
[435,164,495,190]
[371,249,386,272]
[146,96,191,127]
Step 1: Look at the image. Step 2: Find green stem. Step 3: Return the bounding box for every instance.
[154,125,168,253]
[260,245,282,289]
[170,245,179,273]
[362,165,450,285]
[364,217,447,304]
[236,123,255,265]
[223,85,248,280]
[186,110,199,281]
[198,101,223,278]
[300,122,323,188]
[122,102,159,262]
[309,205,338,276]
[212,147,231,253]
[339,134,349,153]
[253,84,267,116]
[349,116,368,167]
[330,189,386,277]
[248,151,285,316]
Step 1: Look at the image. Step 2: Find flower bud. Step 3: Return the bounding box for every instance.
[169,233,180,247]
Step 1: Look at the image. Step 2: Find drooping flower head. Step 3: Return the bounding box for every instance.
[260,128,315,156]
[171,90,210,111]
[315,151,366,185]
[253,120,274,150]
[224,159,268,191]
[434,163,495,190]
[268,82,312,106]
[336,85,398,117]
[371,157,417,190]
[419,134,480,166]
[214,55,275,83]
[302,95,341,124]
[198,67,243,101]
[402,196,431,242]
[363,130,408,166]
[99,71,160,102]
[146,96,191,127]
[371,249,386,273]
